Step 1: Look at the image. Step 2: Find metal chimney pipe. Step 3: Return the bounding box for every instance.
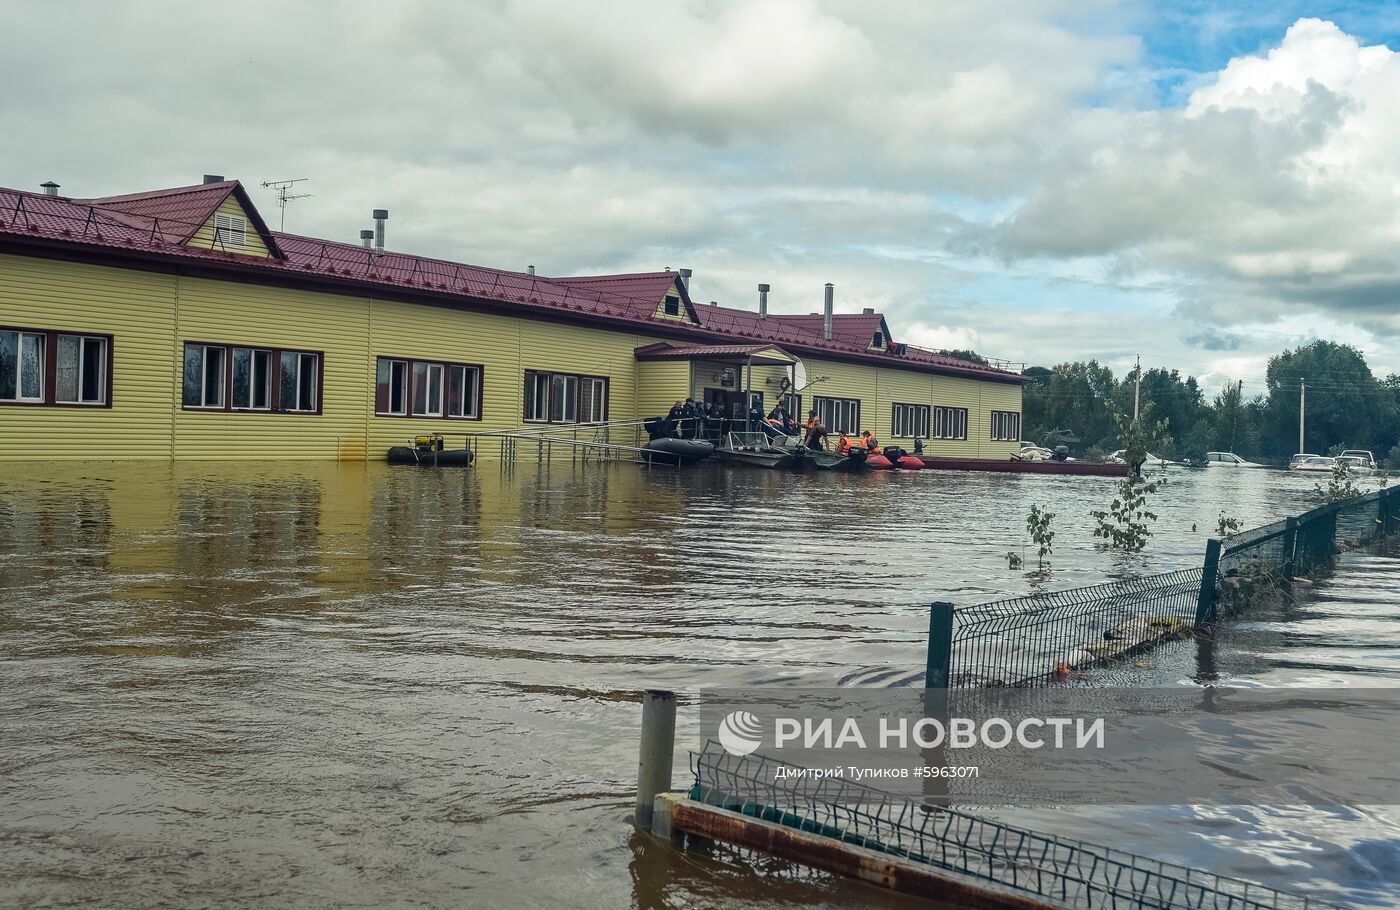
[359,229,374,248]
[372,209,388,256]
[527,265,535,276]
[758,283,770,319]
[678,268,692,291]
[202,175,225,185]
[40,181,60,197]
[823,283,834,340]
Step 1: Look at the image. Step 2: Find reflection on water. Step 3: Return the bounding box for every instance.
[0,461,1396,908]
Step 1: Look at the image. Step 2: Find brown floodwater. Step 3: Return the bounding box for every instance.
[0,460,1396,908]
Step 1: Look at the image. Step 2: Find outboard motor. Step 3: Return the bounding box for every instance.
[1052,445,1070,462]
[883,445,907,462]
[846,447,869,465]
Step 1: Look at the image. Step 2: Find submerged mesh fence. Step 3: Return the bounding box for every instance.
[945,486,1399,688]
[690,743,1338,910]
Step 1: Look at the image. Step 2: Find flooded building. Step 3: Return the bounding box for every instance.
[0,177,1024,461]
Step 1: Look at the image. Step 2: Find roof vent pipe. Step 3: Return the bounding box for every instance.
[359,229,374,248]
[40,181,60,197]
[203,175,224,184]
[758,283,770,319]
[372,209,388,256]
[527,265,535,276]
[678,268,692,291]
[823,283,834,341]
[862,307,874,315]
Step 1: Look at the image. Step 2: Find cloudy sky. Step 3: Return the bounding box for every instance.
[4,0,1399,396]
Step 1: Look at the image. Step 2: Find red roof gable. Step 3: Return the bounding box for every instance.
[0,180,1021,385]
[766,312,891,348]
[76,181,284,256]
[550,271,697,321]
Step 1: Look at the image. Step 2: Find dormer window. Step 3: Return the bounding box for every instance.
[872,331,884,349]
[213,212,247,248]
[663,296,680,317]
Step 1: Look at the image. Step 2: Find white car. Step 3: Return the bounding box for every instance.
[1108,449,1173,466]
[1340,450,1377,472]
[1204,451,1263,468]
[1288,455,1334,473]
[1337,455,1376,475]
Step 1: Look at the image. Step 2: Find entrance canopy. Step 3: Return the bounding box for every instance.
[633,342,797,367]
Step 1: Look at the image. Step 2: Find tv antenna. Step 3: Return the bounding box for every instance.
[260,178,313,231]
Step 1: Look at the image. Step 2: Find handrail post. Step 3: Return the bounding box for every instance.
[1282,516,1299,582]
[1196,538,1222,626]
[925,602,955,690]
[635,689,677,830]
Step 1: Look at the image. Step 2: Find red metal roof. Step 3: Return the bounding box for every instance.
[549,271,698,321]
[0,180,1022,385]
[634,342,795,360]
[75,181,283,256]
[766,312,890,347]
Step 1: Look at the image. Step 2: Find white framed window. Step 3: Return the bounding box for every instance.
[445,364,479,418]
[990,410,1020,441]
[54,335,108,405]
[891,403,929,438]
[213,212,247,248]
[932,406,968,440]
[231,347,272,410]
[376,358,409,416]
[280,350,319,412]
[524,370,606,423]
[183,343,225,408]
[813,396,860,435]
[579,377,607,423]
[1,330,47,402]
[410,361,445,417]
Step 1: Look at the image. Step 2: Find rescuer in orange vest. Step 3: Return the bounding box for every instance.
[835,432,852,456]
[861,430,880,454]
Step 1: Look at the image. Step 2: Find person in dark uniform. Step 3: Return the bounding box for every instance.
[665,401,684,438]
[680,398,700,439]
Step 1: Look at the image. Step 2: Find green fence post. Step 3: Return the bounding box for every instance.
[925,601,955,690]
[1282,517,1299,582]
[1196,538,1222,627]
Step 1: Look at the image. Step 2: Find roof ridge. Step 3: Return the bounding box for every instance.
[78,181,237,205]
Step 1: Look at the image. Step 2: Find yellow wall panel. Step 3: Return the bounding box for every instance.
[0,251,1021,463]
[186,196,273,257]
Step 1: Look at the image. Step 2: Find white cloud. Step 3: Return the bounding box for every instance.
[2,4,1398,379]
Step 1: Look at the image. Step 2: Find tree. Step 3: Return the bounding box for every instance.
[941,349,989,365]
[1259,341,1398,458]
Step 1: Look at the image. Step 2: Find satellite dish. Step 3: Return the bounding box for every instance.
[792,359,808,391]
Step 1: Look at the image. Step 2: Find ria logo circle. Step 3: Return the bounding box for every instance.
[718,710,764,756]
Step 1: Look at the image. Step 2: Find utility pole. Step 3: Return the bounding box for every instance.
[1298,378,1306,454]
[1230,379,1241,451]
[1133,355,1141,421]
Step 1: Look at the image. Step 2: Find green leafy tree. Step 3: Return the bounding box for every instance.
[1260,341,1399,458]
[1090,409,1168,552]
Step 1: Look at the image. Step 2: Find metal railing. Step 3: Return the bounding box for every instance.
[690,742,1336,910]
[930,486,1400,689]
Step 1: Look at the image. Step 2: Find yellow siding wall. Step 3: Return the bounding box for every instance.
[0,251,1020,461]
[637,360,690,417]
[0,254,177,459]
[187,196,273,257]
[803,356,1022,459]
[171,278,371,461]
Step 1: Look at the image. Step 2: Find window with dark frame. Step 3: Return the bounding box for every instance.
[931,406,968,440]
[181,341,321,414]
[663,296,680,316]
[523,369,608,423]
[1,328,113,408]
[891,403,929,438]
[990,410,1021,441]
[375,357,480,419]
[813,395,860,435]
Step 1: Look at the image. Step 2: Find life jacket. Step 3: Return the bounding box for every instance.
[863,434,880,453]
[835,434,851,455]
